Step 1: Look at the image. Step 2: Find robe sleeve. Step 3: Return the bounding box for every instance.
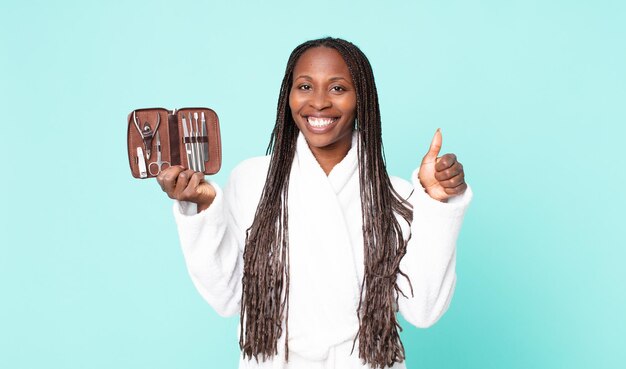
[396,169,473,328]
[172,175,246,317]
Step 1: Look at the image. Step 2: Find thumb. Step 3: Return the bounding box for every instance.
[422,128,442,163]
[196,180,216,198]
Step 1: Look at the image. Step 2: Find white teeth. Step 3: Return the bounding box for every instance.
[307,117,336,127]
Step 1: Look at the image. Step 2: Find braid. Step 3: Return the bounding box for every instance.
[240,37,413,368]
[239,42,309,361]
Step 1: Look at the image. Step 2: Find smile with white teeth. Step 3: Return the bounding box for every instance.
[307,116,337,128]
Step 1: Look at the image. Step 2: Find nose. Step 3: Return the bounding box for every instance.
[310,89,332,110]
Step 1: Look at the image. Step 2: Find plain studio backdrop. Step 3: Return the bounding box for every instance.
[1,1,624,368]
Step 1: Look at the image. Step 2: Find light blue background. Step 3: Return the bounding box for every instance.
[1,1,624,368]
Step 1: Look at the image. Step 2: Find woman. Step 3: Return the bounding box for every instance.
[157,37,472,369]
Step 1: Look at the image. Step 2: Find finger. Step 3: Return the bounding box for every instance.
[444,182,468,196]
[435,153,457,172]
[435,161,463,182]
[158,166,185,197]
[421,128,442,164]
[438,172,465,189]
[173,169,195,198]
[182,172,205,198]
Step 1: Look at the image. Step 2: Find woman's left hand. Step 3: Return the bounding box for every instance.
[417,129,467,202]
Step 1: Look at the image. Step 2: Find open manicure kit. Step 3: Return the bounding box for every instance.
[127,107,222,179]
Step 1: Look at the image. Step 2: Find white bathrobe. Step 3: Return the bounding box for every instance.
[173,132,472,369]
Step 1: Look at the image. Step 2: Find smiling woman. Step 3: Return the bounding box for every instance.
[156,37,472,369]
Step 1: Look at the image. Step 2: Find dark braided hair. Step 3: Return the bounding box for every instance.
[239,37,413,368]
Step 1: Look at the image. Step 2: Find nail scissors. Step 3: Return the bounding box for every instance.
[148,132,171,175]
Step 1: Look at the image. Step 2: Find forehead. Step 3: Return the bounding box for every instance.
[293,46,352,80]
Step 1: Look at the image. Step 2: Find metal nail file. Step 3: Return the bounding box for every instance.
[182,114,194,171]
[201,112,208,162]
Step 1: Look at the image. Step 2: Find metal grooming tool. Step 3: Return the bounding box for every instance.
[187,112,195,170]
[201,112,208,162]
[182,114,194,171]
[148,132,171,175]
[133,111,160,160]
[136,147,148,178]
[193,112,203,171]
[189,112,198,171]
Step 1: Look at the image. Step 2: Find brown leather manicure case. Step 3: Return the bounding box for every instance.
[127,107,222,179]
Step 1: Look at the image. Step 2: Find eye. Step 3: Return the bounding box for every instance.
[331,85,346,92]
[298,84,312,90]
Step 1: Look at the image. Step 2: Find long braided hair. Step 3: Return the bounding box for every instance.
[239,37,413,368]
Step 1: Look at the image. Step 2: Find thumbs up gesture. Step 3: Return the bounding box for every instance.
[417,129,467,202]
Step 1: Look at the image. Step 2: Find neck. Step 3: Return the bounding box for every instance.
[309,145,351,175]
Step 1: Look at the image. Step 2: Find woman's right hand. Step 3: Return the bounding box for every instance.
[156,166,216,213]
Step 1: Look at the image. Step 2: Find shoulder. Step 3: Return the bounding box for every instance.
[230,155,272,181]
[225,155,271,204]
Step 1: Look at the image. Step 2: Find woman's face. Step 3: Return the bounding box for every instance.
[289,46,357,159]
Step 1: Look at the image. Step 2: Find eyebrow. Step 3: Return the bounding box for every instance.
[294,75,351,83]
